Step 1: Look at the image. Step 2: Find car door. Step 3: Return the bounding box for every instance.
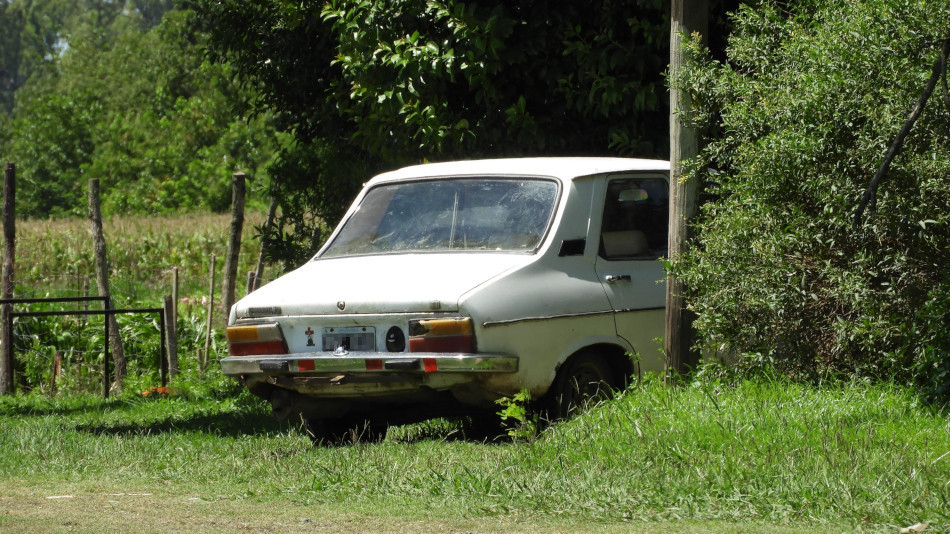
[593,174,669,374]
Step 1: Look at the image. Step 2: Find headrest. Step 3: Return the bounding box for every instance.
[601,230,648,258]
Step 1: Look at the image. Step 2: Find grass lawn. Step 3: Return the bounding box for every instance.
[0,377,947,533]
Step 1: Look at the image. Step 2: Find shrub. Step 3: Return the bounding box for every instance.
[673,0,950,398]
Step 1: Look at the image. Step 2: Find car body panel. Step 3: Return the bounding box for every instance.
[222,157,670,422]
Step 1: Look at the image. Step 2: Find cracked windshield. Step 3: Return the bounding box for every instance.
[320,178,559,257]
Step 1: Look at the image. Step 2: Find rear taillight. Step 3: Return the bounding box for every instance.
[226,324,288,356]
[407,317,475,353]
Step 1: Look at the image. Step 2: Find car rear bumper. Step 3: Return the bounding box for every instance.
[220,352,518,376]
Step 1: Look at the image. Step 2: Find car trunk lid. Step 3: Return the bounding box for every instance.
[232,253,531,318]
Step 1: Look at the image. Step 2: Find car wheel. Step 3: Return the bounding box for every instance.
[545,352,617,420]
[305,417,388,446]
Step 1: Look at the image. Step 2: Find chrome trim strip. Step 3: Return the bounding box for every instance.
[481,307,664,328]
[481,310,614,327]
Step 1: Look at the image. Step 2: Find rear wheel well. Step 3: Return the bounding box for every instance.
[540,343,635,420]
[563,343,637,389]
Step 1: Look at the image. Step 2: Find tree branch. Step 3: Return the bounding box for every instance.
[852,34,950,228]
[941,35,950,115]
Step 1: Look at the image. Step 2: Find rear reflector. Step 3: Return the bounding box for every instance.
[230,340,286,356]
[226,323,287,356]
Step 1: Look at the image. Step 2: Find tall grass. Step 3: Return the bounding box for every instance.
[14,213,267,300]
[6,213,269,395]
[0,376,946,532]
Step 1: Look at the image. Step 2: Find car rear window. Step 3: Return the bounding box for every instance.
[320,178,559,257]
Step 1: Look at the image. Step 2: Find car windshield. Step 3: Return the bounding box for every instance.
[319,178,559,258]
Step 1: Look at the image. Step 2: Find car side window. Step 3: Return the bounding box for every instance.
[599,177,669,260]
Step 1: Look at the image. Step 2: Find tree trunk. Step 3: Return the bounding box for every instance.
[222,173,245,315]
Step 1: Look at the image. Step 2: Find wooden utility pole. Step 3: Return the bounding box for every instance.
[89,178,127,386]
[666,0,708,376]
[222,172,245,316]
[1,163,15,394]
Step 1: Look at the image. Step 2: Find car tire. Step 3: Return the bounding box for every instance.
[544,351,617,420]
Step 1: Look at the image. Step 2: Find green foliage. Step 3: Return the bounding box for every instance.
[321,0,669,161]
[190,0,675,268]
[672,0,950,397]
[494,387,538,440]
[262,139,379,270]
[5,90,99,217]
[2,6,277,217]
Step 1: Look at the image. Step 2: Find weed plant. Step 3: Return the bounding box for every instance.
[0,374,946,532]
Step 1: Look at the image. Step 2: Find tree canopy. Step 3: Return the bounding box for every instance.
[5,0,735,265]
[0,1,278,217]
[673,0,950,397]
[189,0,675,267]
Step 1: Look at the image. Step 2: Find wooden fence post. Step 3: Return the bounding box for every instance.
[203,254,216,371]
[88,178,127,387]
[1,162,15,395]
[163,295,178,379]
[170,267,179,378]
[253,197,277,291]
[171,266,178,332]
[246,270,256,296]
[222,172,245,316]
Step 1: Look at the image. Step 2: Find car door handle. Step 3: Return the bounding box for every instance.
[605,274,631,284]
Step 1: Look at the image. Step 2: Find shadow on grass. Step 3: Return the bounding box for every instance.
[75,412,514,443]
[73,408,295,438]
[0,398,130,418]
[0,392,297,438]
[6,394,517,444]
[387,415,514,445]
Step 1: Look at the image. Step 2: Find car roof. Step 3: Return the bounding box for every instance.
[367,157,670,185]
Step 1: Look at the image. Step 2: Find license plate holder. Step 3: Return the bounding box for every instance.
[322,327,376,352]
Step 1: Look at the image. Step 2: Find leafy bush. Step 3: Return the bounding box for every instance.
[673,0,950,398]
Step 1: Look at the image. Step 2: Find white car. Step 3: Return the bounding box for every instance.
[223,157,669,441]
